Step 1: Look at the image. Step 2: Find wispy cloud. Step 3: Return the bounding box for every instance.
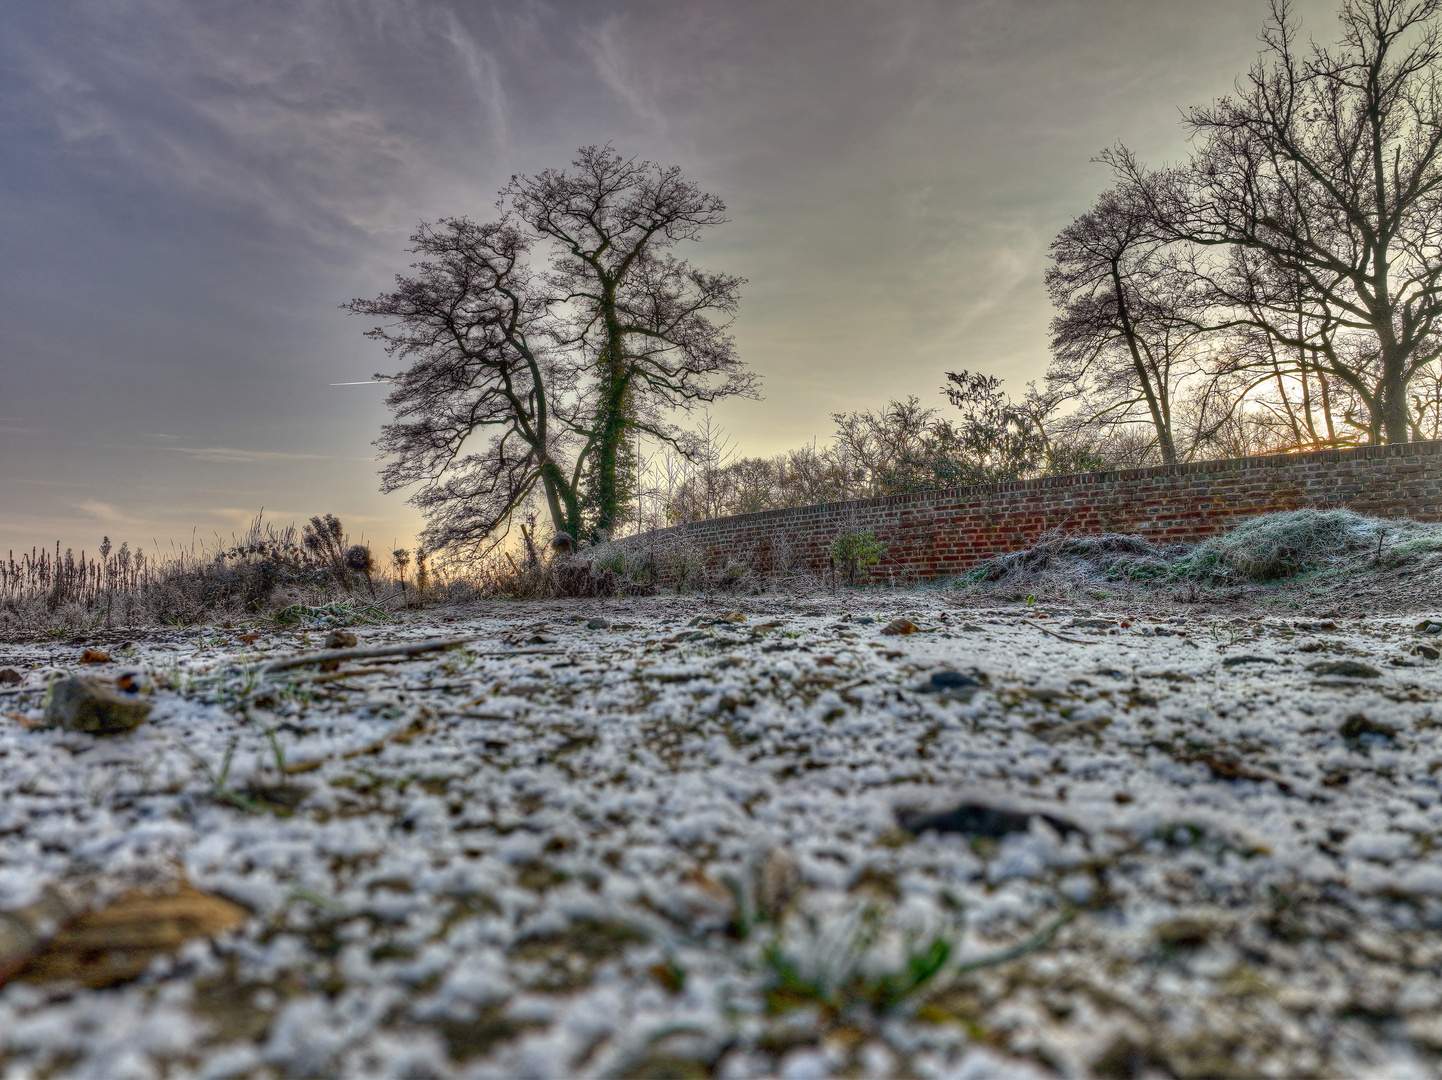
[169,446,326,464]
[442,10,510,148]
[75,500,137,526]
[330,380,380,385]
[583,15,666,130]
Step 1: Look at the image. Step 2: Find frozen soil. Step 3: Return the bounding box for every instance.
[4,594,1442,1079]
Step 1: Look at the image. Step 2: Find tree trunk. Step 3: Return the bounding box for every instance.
[1113,263,1178,465]
[1379,343,1412,443]
[591,360,631,541]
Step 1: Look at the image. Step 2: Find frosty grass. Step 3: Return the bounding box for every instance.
[3,597,1442,1079]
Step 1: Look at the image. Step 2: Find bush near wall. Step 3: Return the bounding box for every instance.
[617,441,1442,585]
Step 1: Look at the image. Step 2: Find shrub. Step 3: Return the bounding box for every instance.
[829,529,887,585]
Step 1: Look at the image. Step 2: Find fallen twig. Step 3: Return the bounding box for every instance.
[258,637,473,673]
[1021,619,1091,645]
[952,906,1078,977]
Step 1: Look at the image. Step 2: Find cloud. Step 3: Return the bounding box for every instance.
[441,10,510,148]
[330,380,380,385]
[582,15,667,130]
[75,500,136,526]
[169,446,326,464]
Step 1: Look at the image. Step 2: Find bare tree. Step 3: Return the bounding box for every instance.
[1046,186,1217,464]
[1118,0,1442,443]
[350,147,756,554]
[346,219,583,555]
[504,146,757,540]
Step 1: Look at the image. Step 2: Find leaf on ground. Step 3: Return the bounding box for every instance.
[15,883,247,989]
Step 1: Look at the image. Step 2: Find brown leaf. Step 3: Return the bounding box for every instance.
[14,884,247,989]
[79,649,111,664]
[881,619,919,636]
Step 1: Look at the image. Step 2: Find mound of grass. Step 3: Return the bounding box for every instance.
[1179,509,1378,582]
[971,533,1178,586]
[961,509,1442,597]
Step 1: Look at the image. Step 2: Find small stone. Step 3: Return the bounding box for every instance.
[898,801,1082,840]
[0,668,20,686]
[1154,916,1217,949]
[1309,660,1380,679]
[1222,655,1275,667]
[586,618,610,630]
[324,630,358,650]
[1416,619,1442,634]
[757,847,800,919]
[1412,644,1441,660]
[79,649,111,664]
[43,676,151,735]
[880,619,919,635]
[1340,713,1397,742]
[917,669,984,700]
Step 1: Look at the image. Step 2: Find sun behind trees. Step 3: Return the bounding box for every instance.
[1054,0,1442,455]
[347,145,755,556]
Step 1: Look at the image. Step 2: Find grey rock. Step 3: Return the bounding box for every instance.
[1309,660,1380,678]
[44,676,151,735]
[916,669,985,699]
[586,618,610,630]
[325,630,358,649]
[898,801,1082,840]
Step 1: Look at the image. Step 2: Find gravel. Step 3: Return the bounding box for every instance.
[2,596,1441,1078]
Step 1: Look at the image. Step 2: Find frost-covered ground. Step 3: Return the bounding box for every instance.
[3,594,1442,1079]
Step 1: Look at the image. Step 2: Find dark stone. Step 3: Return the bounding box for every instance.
[0,668,20,686]
[325,630,358,650]
[586,618,610,630]
[898,801,1081,840]
[1308,660,1380,678]
[1340,713,1397,742]
[917,669,985,698]
[1222,655,1275,667]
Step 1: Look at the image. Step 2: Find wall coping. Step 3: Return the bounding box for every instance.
[621,439,1442,542]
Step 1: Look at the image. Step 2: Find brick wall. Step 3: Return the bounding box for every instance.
[616,440,1442,583]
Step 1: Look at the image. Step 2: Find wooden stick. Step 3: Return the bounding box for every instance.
[258,639,566,674]
[1021,619,1091,645]
[258,637,474,673]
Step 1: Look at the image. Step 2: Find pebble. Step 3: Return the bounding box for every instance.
[42,676,151,735]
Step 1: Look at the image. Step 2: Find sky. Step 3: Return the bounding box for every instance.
[0,0,1342,556]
